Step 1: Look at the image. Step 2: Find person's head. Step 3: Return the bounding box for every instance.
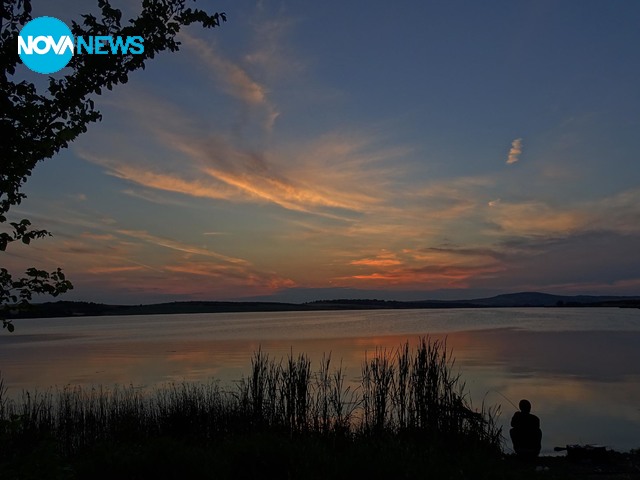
[519,399,532,413]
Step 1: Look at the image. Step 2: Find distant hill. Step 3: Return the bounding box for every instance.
[4,292,639,319]
[465,292,640,307]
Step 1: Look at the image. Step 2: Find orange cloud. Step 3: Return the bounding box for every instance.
[506,138,523,164]
[350,251,402,267]
[342,246,504,289]
[350,258,403,267]
[349,263,502,286]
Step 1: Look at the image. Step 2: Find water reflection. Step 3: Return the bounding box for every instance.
[1,313,639,453]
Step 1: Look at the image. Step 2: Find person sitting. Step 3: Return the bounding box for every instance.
[510,399,542,459]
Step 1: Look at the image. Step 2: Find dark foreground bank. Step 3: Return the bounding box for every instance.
[2,430,638,479]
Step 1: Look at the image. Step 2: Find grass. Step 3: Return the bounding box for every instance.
[0,337,510,478]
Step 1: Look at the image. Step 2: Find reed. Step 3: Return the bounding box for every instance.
[357,337,502,451]
[0,337,502,466]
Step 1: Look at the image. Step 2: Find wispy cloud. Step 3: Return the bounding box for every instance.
[245,14,302,79]
[81,232,116,241]
[179,32,279,130]
[117,230,250,266]
[81,125,401,221]
[180,33,267,106]
[506,138,523,164]
[122,188,191,207]
[487,201,586,236]
[164,261,295,289]
[10,220,297,300]
[104,162,240,202]
[87,266,145,274]
[587,188,640,234]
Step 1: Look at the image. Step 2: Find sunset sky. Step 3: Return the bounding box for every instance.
[5,0,640,304]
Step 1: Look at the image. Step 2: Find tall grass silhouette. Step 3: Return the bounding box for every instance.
[0,337,502,460]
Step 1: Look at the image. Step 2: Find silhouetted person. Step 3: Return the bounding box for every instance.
[510,399,542,460]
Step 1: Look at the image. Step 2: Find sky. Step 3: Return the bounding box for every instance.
[4,0,640,304]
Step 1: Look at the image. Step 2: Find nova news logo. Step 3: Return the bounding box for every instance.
[18,16,144,74]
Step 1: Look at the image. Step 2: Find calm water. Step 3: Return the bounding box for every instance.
[1,307,639,453]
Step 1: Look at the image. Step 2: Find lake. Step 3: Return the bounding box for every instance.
[1,307,639,453]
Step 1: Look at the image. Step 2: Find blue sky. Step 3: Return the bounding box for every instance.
[5,0,640,303]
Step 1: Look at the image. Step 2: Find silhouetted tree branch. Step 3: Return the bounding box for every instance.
[1,0,226,330]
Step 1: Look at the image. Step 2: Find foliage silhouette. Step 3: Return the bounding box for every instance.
[0,0,226,330]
